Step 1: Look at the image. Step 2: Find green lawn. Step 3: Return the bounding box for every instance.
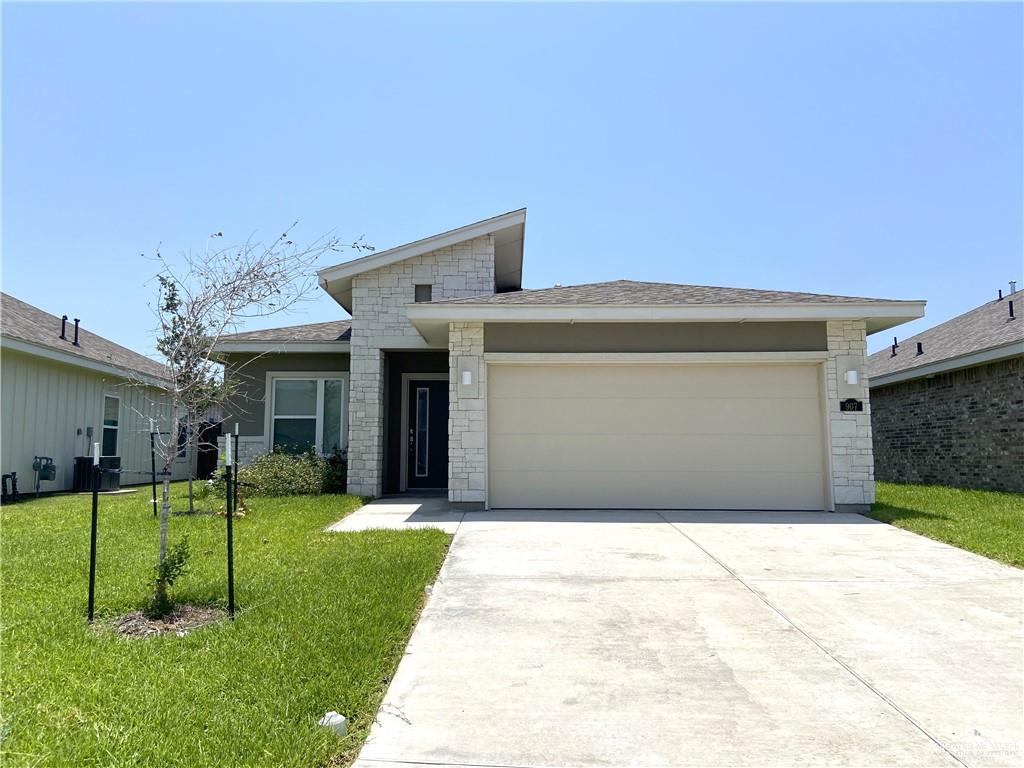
[869,482,1024,568]
[1,484,450,767]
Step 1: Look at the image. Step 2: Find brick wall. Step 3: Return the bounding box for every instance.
[826,320,875,510]
[870,356,1023,492]
[346,236,494,497]
[448,322,486,503]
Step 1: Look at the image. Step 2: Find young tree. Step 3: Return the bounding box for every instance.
[146,224,369,606]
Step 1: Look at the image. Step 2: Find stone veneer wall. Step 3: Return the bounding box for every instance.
[826,320,875,510]
[346,236,494,497]
[448,322,487,503]
[870,356,1023,492]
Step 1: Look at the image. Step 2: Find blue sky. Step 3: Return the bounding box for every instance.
[3,2,1021,356]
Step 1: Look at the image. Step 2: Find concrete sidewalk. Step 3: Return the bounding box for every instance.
[353,509,1023,768]
[326,495,465,533]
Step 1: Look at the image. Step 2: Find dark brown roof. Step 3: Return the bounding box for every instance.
[866,296,1024,380]
[429,280,911,306]
[0,292,170,381]
[218,319,352,342]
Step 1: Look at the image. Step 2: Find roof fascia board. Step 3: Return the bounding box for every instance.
[867,340,1024,388]
[317,209,527,285]
[213,340,351,354]
[0,335,169,388]
[405,301,926,324]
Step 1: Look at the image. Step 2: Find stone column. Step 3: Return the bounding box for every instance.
[825,320,874,511]
[448,322,486,504]
[346,342,384,497]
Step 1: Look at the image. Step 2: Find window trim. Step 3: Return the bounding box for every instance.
[263,371,349,455]
[101,394,120,457]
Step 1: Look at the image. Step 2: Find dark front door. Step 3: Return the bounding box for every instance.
[407,379,448,489]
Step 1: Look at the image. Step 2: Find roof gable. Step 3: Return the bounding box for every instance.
[317,209,526,312]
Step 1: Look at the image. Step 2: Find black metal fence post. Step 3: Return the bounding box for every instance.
[88,460,100,622]
[225,448,235,619]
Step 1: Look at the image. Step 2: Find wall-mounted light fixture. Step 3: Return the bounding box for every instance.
[461,370,473,386]
[844,369,859,386]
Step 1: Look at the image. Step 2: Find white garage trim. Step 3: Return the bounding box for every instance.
[485,351,828,365]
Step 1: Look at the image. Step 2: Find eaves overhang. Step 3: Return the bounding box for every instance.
[867,340,1024,388]
[404,300,927,346]
[0,335,171,389]
[212,340,351,355]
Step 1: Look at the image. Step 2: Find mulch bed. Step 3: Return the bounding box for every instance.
[112,605,226,639]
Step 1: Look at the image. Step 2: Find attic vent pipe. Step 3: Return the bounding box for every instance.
[60,315,68,340]
[73,318,81,346]
[1011,280,1018,295]
[892,335,899,349]
[998,289,1003,301]
[1010,301,1016,320]
[890,343,897,358]
[916,342,924,356]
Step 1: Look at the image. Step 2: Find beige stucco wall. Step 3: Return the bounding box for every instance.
[0,348,190,491]
[347,236,494,497]
[485,321,827,353]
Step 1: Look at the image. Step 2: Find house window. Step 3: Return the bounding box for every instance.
[102,396,119,456]
[271,377,347,455]
[414,284,432,303]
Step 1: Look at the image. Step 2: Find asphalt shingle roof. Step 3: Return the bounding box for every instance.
[429,280,911,306]
[218,319,352,342]
[866,296,1024,380]
[0,292,170,381]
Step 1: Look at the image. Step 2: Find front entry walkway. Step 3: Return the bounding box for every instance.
[350,510,1023,768]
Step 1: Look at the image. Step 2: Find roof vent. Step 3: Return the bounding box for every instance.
[60,315,68,340]
[890,343,897,358]
[1010,300,1016,321]
[1011,280,1018,295]
[916,342,924,356]
[554,283,562,288]
[998,289,1003,301]
[73,318,81,347]
[892,335,899,349]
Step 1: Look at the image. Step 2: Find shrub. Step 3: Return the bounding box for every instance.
[212,450,347,497]
[145,538,190,619]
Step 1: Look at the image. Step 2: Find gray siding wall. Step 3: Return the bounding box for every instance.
[222,352,350,437]
[0,348,190,491]
[870,356,1023,493]
[484,322,827,353]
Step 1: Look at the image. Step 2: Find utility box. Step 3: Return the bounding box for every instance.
[73,456,121,492]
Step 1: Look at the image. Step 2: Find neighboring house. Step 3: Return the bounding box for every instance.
[214,209,925,512]
[866,292,1024,493]
[0,293,193,493]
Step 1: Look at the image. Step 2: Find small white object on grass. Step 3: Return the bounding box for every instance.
[318,711,347,737]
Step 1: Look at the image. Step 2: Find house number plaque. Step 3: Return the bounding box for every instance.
[840,398,864,412]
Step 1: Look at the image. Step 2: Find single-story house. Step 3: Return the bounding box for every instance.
[214,209,925,512]
[866,291,1023,492]
[0,292,193,493]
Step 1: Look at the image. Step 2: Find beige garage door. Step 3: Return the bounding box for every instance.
[487,363,827,510]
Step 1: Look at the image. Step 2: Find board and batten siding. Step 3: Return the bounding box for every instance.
[0,348,190,492]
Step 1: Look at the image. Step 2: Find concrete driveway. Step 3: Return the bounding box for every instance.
[350,507,1023,768]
